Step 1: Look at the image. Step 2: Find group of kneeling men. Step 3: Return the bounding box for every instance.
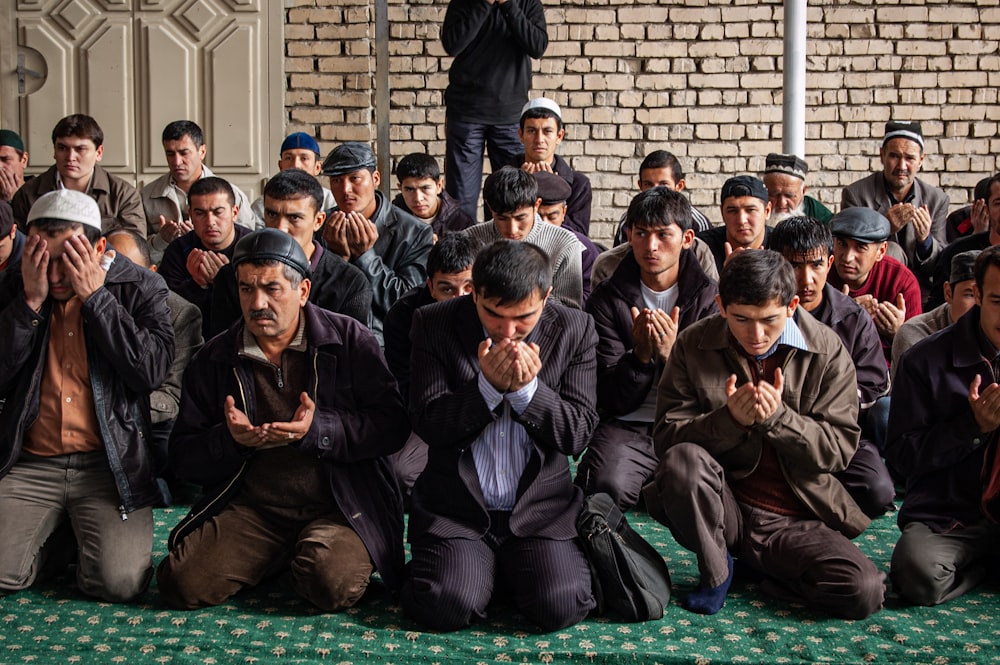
[0,112,996,634]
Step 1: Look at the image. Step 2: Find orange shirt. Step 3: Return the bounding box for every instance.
[23,297,101,456]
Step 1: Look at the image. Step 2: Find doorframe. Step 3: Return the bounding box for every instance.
[0,1,17,129]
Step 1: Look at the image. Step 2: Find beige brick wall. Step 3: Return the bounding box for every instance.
[284,0,1000,244]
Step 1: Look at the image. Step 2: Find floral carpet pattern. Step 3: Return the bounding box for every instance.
[1,507,998,664]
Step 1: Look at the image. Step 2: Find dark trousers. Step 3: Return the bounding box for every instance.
[575,419,656,510]
[835,436,895,518]
[157,502,372,612]
[444,119,523,221]
[402,512,596,632]
[648,443,885,619]
[891,520,1000,606]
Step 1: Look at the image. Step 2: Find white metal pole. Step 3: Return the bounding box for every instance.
[783,0,807,158]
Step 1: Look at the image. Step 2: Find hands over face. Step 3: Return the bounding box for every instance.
[324,211,378,261]
[22,234,49,310]
[478,338,541,393]
[0,165,23,201]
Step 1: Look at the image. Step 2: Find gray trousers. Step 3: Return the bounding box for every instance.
[647,442,885,619]
[0,452,153,602]
[890,520,1000,606]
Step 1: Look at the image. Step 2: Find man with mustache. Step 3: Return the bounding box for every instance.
[841,121,949,298]
[158,229,408,611]
[826,207,922,363]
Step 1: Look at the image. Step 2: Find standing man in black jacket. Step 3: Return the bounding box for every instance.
[0,189,174,602]
[442,0,548,221]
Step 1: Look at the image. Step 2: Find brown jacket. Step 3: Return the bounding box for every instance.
[12,164,146,235]
[650,308,868,538]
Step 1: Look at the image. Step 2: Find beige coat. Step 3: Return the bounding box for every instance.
[141,165,254,262]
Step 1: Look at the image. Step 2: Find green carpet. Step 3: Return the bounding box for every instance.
[1,507,998,664]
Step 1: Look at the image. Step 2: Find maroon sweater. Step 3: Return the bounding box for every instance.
[828,255,922,361]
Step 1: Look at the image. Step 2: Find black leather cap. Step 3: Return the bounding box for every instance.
[232,229,310,278]
[321,142,377,176]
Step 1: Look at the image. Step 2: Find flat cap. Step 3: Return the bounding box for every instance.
[521,97,562,121]
[883,121,924,151]
[280,132,321,156]
[830,207,890,244]
[321,142,377,177]
[0,129,24,153]
[532,171,571,205]
[720,175,768,204]
[233,228,310,278]
[27,190,102,231]
[950,249,980,285]
[764,153,809,180]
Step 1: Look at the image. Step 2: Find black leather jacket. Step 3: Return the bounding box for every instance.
[0,256,175,513]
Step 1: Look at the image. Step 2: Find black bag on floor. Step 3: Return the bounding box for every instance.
[576,492,671,621]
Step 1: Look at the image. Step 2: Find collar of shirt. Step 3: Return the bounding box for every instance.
[55,169,95,195]
[883,177,916,206]
[238,310,308,365]
[754,314,808,361]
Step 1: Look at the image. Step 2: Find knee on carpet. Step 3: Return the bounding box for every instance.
[890,548,956,607]
[837,571,885,619]
[401,578,485,632]
[290,556,371,612]
[155,557,231,610]
[79,562,152,603]
[519,577,595,632]
[852,476,896,520]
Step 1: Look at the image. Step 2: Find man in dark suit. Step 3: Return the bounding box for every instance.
[402,240,598,631]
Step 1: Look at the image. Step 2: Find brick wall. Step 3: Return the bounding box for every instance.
[283,0,1000,244]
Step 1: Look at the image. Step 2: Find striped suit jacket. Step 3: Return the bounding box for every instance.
[407,295,599,542]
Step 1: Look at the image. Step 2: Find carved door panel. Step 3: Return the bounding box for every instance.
[3,0,281,199]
